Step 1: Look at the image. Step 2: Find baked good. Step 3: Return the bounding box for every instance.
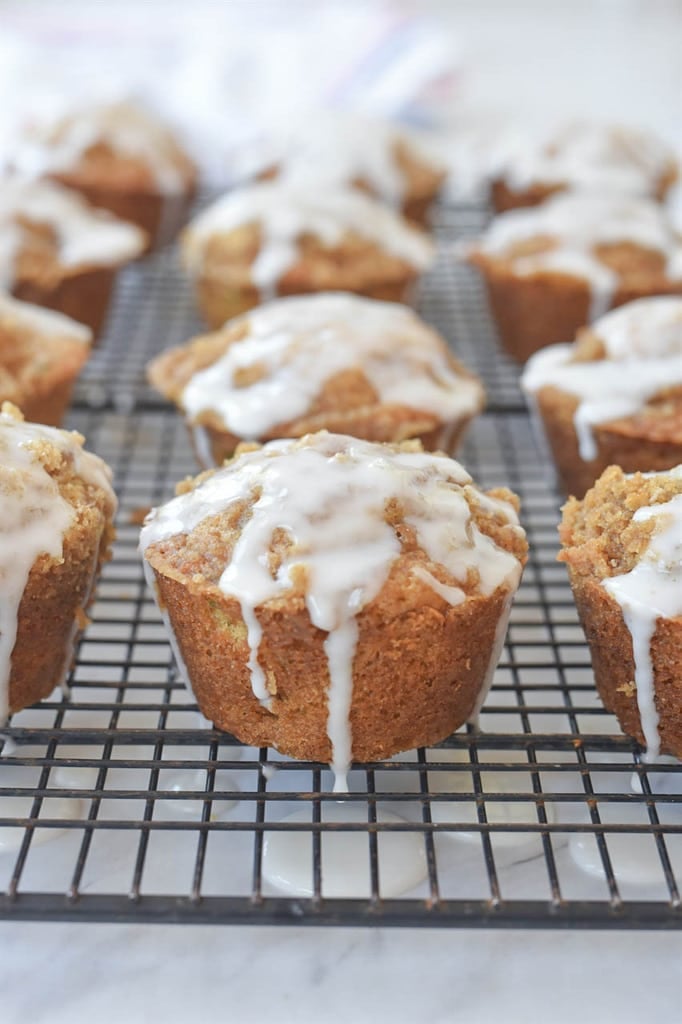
[559,464,682,760]
[491,121,678,212]
[0,176,146,336]
[522,297,682,497]
[11,100,197,250]
[181,181,435,328]
[147,292,485,467]
[140,432,527,784]
[466,193,682,362]
[0,402,117,724]
[257,113,445,225]
[0,292,91,426]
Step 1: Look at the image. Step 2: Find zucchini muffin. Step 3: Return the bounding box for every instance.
[258,113,445,225]
[140,432,527,786]
[0,293,91,426]
[522,297,682,497]
[0,176,146,336]
[0,402,117,724]
[147,293,485,467]
[181,181,435,328]
[559,464,682,759]
[11,99,197,250]
[466,193,682,362]
[491,121,678,212]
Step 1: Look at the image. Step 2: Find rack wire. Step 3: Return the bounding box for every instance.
[1,202,681,928]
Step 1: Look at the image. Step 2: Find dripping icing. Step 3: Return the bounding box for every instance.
[140,433,525,784]
[602,487,682,760]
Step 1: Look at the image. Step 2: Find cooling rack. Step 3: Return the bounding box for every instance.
[1,202,681,928]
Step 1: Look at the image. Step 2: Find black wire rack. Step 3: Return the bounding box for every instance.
[1,202,681,929]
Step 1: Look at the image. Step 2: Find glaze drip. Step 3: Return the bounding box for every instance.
[472,194,682,321]
[140,433,525,785]
[182,182,434,297]
[603,482,682,760]
[522,297,682,461]
[180,293,483,441]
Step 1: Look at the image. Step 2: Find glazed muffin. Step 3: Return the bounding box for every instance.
[181,181,435,328]
[258,113,446,225]
[522,297,682,497]
[559,464,682,760]
[0,402,117,723]
[466,193,682,362]
[491,121,678,212]
[148,293,485,467]
[0,176,146,336]
[11,100,197,249]
[0,293,92,426]
[140,432,527,784]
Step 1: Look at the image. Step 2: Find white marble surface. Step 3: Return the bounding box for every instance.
[1,922,682,1024]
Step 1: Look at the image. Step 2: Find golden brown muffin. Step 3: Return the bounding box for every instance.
[181,181,435,328]
[0,293,92,426]
[0,176,146,336]
[522,297,682,497]
[559,464,682,759]
[0,403,117,723]
[257,113,445,226]
[466,193,682,362]
[141,433,527,782]
[490,122,678,212]
[148,293,485,467]
[12,100,197,250]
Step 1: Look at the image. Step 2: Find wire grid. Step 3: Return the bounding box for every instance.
[1,204,682,928]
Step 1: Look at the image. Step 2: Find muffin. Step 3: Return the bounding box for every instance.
[559,464,682,760]
[491,121,678,212]
[522,297,682,497]
[0,176,146,336]
[11,99,197,250]
[147,293,485,467]
[0,293,91,426]
[140,432,527,784]
[466,193,682,362]
[0,402,117,724]
[181,181,435,328]
[257,113,445,225]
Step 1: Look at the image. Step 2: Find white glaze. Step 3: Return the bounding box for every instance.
[261,804,427,898]
[182,181,434,297]
[522,297,682,461]
[180,294,483,445]
[500,121,676,197]
[265,112,442,206]
[472,194,682,322]
[0,405,116,725]
[603,486,682,761]
[0,176,146,288]
[0,292,92,344]
[13,100,191,194]
[140,433,525,785]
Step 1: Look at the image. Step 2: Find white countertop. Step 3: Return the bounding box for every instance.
[2,922,682,1023]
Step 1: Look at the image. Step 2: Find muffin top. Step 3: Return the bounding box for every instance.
[0,402,116,722]
[495,121,677,198]
[10,100,197,196]
[260,113,445,206]
[468,193,682,315]
[522,297,682,459]
[148,293,484,441]
[141,431,526,628]
[0,176,147,287]
[181,181,434,293]
[0,293,91,403]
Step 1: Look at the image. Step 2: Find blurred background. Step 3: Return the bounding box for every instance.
[1,0,679,188]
